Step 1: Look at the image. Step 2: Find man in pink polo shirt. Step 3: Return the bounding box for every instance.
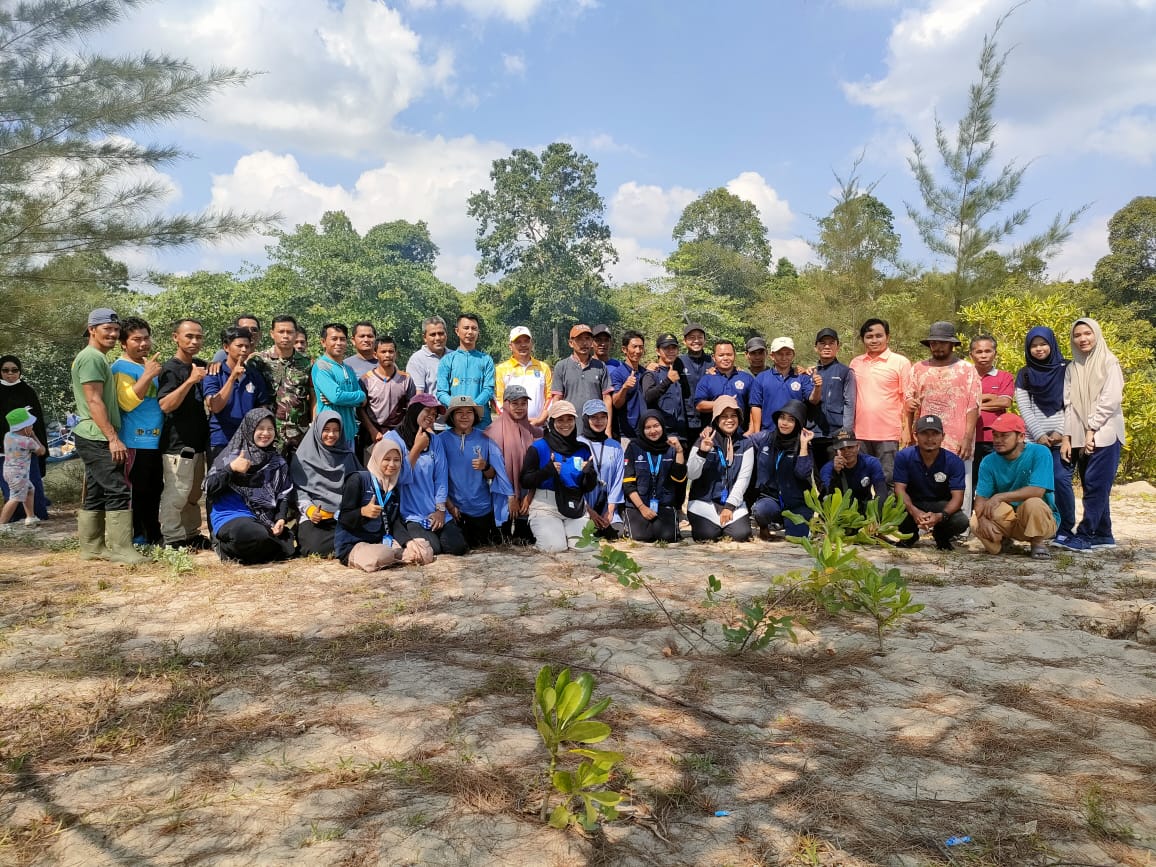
[849,317,911,483]
[968,333,1015,489]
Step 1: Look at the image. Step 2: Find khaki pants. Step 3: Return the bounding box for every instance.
[970,498,1056,553]
[160,451,205,545]
[346,542,402,572]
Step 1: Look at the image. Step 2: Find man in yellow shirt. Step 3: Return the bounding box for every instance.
[494,326,552,427]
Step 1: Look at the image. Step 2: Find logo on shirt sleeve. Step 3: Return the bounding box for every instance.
[934,472,947,483]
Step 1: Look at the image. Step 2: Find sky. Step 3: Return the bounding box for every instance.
[94,0,1156,294]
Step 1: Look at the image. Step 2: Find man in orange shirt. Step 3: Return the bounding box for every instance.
[848,318,911,483]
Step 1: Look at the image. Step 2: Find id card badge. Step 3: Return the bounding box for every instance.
[649,498,659,512]
[382,534,394,547]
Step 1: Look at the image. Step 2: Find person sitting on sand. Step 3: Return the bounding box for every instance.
[622,410,686,543]
[972,414,1059,560]
[686,395,754,543]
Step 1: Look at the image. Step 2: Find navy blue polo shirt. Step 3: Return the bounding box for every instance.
[750,367,813,428]
[694,368,755,417]
[892,445,966,503]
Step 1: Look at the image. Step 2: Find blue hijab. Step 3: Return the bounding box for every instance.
[1015,326,1066,415]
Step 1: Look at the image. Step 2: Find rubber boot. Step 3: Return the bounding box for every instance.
[77,510,108,561]
[105,510,147,565]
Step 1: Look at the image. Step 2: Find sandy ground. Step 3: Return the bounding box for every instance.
[1,486,1154,866]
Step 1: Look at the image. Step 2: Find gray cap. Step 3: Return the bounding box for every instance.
[915,414,944,433]
[504,384,529,402]
[446,394,482,421]
[87,308,119,327]
[683,322,706,337]
[745,336,767,352]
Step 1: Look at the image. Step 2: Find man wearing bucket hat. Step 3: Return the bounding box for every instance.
[70,308,145,563]
[972,413,1059,560]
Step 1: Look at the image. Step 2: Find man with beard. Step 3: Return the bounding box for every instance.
[892,415,969,551]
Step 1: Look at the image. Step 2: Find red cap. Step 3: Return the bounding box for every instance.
[990,414,1026,434]
[569,323,593,339]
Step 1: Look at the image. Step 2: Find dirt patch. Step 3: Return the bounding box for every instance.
[1,489,1154,866]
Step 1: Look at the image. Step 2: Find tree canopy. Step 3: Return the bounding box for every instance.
[1094,196,1156,324]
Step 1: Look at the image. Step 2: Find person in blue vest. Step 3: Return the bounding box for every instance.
[579,399,624,540]
[440,395,512,549]
[750,398,815,539]
[622,410,686,543]
[642,332,691,443]
[610,330,649,441]
[686,395,754,542]
[680,322,710,433]
[204,325,270,464]
[807,327,856,471]
[335,437,435,571]
[519,401,598,553]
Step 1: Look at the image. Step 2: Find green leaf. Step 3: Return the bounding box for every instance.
[560,720,611,744]
[548,804,571,828]
[540,686,556,716]
[535,715,556,748]
[586,790,623,806]
[552,770,576,794]
[574,695,611,722]
[556,680,587,724]
[567,748,624,767]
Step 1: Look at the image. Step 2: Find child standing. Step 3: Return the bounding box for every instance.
[2,407,46,530]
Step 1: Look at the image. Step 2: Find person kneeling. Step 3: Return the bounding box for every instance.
[580,399,624,540]
[686,396,754,542]
[892,415,969,551]
[750,399,815,539]
[440,395,512,549]
[204,408,296,564]
[972,414,1059,560]
[335,438,434,571]
[622,411,686,543]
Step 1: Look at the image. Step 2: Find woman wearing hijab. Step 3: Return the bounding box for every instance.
[1062,318,1125,549]
[290,410,361,557]
[1015,326,1079,550]
[686,395,755,542]
[484,384,538,545]
[335,437,434,571]
[385,393,468,556]
[622,409,686,543]
[520,401,598,553]
[750,398,815,539]
[440,395,512,549]
[579,399,624,539]
[204,408,296,563]
[0,355,49,520]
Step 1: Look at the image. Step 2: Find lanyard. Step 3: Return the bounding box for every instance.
[369,475,394,510]
[716,446,730,504]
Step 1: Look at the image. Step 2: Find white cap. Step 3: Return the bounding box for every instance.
[508,326,532,341]
[770,336,795,352]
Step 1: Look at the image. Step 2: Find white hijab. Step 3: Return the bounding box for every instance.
[1067,318,1118,429]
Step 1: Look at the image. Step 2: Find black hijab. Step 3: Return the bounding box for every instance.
[544,417,581,456]
[634,410,671,455]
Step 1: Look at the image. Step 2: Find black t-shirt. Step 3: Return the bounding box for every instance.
[157,357,209,454]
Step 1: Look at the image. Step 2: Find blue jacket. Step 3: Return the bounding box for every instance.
[809,359,856,436]
[439,428,512,522]
[623,442,686,509]
[312,356,365,444]
[751,430,814,508]
[436,349,496,428]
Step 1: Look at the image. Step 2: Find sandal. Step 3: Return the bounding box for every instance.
[1030,544,1050,560]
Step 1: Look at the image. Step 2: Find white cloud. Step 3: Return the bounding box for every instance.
[607,236,667,285]
[725,171,796,235]
[608,182,697,241]
[207,131,508,291]
[502,52,527,75]
[1047,215,1108,283]
[101,0,454,157]
[842,1,1156,164]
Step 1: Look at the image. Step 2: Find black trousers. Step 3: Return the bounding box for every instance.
[689,508,753,542]
[457,511,501,549]
[297,518,337,557]
[500,516,535,546]
[217,517,296,564]
[128,447,164,543]
[405,520,468,556]
[898,499,970,549]
[624,505,679,543]
[74,434,131,511]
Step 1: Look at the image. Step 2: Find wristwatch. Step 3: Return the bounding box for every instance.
[435,504,446,513]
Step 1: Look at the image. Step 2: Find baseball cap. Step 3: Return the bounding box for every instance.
[592,324,612,338]
[914,415,944,433]
[770,336,795,353]
[990,414,1026,434]
[568,324,593,339]
[5,406,35,432]
[508,326,532,341]
[745,337,767,352]
[87,308,119,327]
[656,332,679,348]
[548,400,578,419]
[410,392,445,412]
[832,429,857,449]
[683,322,706,337]
[504,384,530,402]
[582,399,608,417]
[815,328,839,343]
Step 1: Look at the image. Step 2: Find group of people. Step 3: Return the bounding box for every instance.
[2,306,1124,567]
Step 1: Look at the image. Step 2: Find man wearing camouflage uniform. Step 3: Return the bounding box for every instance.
[249,314,314,457]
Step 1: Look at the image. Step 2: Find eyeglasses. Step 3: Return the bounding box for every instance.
[0,367,19,373]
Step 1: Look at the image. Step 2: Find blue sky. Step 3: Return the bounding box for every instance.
[97,0,1156,293]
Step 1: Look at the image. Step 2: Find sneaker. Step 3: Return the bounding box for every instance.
[1051,534,1091,552]
[23,516,41,528]
[1088,536,1117,549]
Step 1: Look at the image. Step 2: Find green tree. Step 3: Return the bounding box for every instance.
[468,143,617,356]
[0,0,271,296]
[1093,196,1156,323]
[906,11,1083,310]
[666,188,772,302]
